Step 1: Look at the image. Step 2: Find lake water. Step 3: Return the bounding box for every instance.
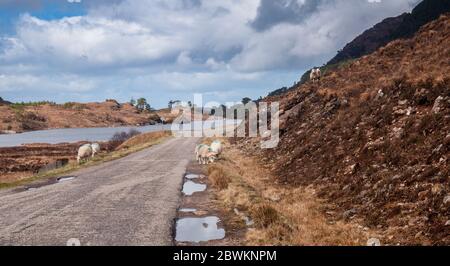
[0,119,241,147]
[0,124,170,147]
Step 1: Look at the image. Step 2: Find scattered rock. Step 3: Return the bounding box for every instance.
[392,127,404,138]
[343,208,357,220]
[415,231,423,239]
[443,195,450,205]
[431,96,444,114]
[432,144,443,154]
[398,100,408,105]
[367,238,381,246]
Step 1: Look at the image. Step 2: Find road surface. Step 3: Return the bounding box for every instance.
[0,137,198,246]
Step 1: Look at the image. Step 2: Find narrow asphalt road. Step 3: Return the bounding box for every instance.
[0,137,198,246]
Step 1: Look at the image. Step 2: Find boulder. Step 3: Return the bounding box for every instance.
[431,96,444,114]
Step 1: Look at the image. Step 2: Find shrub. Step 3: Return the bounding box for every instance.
[109,129,142,149]
[208,165,231,190]
[251,204,279,229]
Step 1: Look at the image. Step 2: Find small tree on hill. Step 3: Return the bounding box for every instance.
[136,98,151,112]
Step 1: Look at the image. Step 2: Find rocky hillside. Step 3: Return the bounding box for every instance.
[238,14,450,245]
[328,0,450,65]
[0,99,162,133]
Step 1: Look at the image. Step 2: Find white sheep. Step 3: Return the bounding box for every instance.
[210,140,223,156]
[91,143,101,157]
[195,144,205,163]
[77,144,93,164]
[310,68,321,83]
[197,145,217,165]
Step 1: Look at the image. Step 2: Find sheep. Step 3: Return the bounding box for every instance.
[77,144,93,164]
[195,144,206,163]
[310,68,321,83]
[91,143,101,157]
[197,145,217,165]
[210,140,223,156]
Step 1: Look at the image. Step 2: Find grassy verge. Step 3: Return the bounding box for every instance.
[0,131,172,190]
[207,140,378,246]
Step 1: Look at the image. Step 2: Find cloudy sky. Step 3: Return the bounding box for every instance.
[0,0,420,108]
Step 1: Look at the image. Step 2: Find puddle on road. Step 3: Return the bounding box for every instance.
[180,208,197,213]
[57,176,76,183]
[185,174,201,180]
[182,181,206,196]
[175,216,225,243]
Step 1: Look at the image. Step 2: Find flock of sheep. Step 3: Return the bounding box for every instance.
[77,140,223,165]
[77,143,101,163]
[195,140,223,165]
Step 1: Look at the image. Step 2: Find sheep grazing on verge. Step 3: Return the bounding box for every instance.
[77,144,93,164]
[210,140,223,156]
[196,145,217,165]
[195,144,205,162]
[91,143,101,157]
[310,68,321,83]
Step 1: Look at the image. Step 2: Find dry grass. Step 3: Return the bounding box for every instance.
[207,165,231,190]
[211,140,375,246]
[251,204,279,229]
[116,131,172,150]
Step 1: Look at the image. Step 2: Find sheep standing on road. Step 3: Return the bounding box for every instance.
[310,68,321,83]
[91,143,101,157]
[77,144,93,164]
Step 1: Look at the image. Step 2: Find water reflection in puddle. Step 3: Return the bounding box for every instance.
[182,181,206,196]
[57,176,76,183]
[175,216,225,243]
[185,174,200,180]
[180,208,197,213]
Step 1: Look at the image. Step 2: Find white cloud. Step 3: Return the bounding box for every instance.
[0,0,419,106]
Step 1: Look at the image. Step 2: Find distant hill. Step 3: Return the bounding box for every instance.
[0,100,162,133]
[0,97,11,105]
[327,0,450,65]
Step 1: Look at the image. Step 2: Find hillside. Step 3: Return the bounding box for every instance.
[268,0,450,98]
[0,99,162,133]
[238,14,450,245]
[328,0,450,65]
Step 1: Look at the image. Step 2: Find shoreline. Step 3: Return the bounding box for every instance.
[0,131,172,189]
